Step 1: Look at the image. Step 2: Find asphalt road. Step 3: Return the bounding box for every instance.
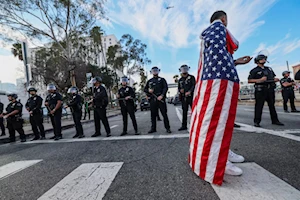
[0,103,299,200]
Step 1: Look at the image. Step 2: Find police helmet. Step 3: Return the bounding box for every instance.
[92,76,102,84]
[121,76,129,83]
[47,83,56,91]
[67,86,78,94]
[179,65,190,73]
[27,86,37,93]
[150,66,160,74]
[254,50,269,64]
[7,93,18,99]
[282,71,291,76]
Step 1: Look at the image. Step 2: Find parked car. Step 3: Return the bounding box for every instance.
[167,97,174,104]
[173,95,181,106]
[140,98,150,111]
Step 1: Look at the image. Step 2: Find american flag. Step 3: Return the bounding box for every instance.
[189,20,240,186]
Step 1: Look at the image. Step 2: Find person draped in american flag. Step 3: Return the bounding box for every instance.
[189,10,252,186]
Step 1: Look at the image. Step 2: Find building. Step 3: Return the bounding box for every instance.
[292,64,300,80]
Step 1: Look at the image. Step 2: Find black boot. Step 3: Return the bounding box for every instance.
[135,130,140,135]
[120,132,127,136]
[178,127,187,131]
[272,121,284,126]
[148,129,156,134]
[166,129,172,133]
[73,134,79,138]
[78,135,85,138]
[234,123,241,128]
[50,135,56,139]
[254,122,261,127]
[31,136,40,141]
[91,133,101,137]
[107,133,111,137]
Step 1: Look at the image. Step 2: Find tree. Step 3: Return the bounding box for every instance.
[173,75,179,83]
[31,43,88,91]
[89,26,106,68]
[11,43,23,61]
[0,0,107,86]
[139,68,148,93]
[120,34,151,77]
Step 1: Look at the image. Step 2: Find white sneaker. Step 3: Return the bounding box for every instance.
[228,149,245,163]
[225,161,243,176]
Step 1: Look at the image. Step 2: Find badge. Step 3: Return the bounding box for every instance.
[258,71,262,75]
[126,88,129,92]
[158,78,161,81]
[97,89,100,92]
[34,97,37,100]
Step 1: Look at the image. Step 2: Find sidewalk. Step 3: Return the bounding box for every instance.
[0,109,121,144]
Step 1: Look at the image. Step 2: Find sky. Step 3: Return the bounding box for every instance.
[1,0,300,85]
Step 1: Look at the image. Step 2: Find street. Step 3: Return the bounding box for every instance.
[0,104,300,200]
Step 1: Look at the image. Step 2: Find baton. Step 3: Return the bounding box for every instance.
[46,105,54,116]
[151,93,164,103]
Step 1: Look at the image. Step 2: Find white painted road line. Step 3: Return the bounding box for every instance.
[0,160,42,180]
[20,134,189,145]
[38,162,123,200]
[235,122,300,142]
[175,107,190,130]
[110,125,118,129]
[243,108,300,116]
[212,162,300,200]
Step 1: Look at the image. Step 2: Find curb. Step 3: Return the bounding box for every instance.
[0,112,121,145]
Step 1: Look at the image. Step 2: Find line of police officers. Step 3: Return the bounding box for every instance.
[0,56,298,142]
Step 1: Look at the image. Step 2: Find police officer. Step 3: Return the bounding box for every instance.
[0,100,5,136]
[178,65,196,131]
[66,86,85,138]
[45,83,63,140]
[144,66,171,133]
[25,86,45,140]
[117,76,139,136]
[1,94,26,142]
[280,71,299,113]
[91,77,111,137]
[248,50,284,127]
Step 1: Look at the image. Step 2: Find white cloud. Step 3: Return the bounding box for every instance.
[108,0,277,48]
[283,39,300,54]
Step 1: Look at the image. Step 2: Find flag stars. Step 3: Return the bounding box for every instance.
[210,31,215,35]
[231,69,235,74]
[209,61,212,66]
[214,44,219,48]
[209,50,213,54]
[222,67,226,71]
[216,72,221,77]
[226,74,230,78]
[212,67,217,71]
[213,55,218,60]
[227,62,232,67]
[234,76,238,80]
[223,56,228,60]
[217,60,223,65]
[208,73,212,78]
[210,39,215,43]
[219,49,224,54]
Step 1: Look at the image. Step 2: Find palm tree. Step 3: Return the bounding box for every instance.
[11,43,23,61]
[89,26,106,68]
[173,75,179,83]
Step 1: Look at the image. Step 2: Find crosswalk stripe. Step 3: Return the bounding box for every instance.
[0,160,42,180]
[212,162,300,200]
[235,122,300,142]
[243,108,300,116]
[38,162,123,200]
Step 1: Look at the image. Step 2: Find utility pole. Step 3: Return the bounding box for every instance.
[21,41,30,97]
[286,61,290,71]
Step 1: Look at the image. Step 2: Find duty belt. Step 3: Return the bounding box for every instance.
[255,84,272,89]
[282,87,293,90]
